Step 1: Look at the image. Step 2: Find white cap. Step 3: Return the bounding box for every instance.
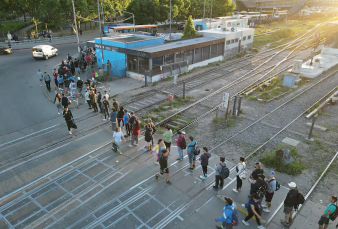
[288,182,296,188]
[78,77,80,80]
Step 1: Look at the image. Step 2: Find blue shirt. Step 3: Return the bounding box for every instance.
[123,113,129,124]
[57,76,63,84]
[187,141,196,155]
[216,204,236,224]
[324,203,336,218]
[247,198,260,213]
[110,111,117,123]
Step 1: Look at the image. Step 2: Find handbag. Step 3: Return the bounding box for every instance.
[240,170,248,179]
[70,120,77,129]
[112,142,118,153]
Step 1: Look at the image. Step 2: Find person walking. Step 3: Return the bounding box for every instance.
[318,195,337,229]
[123,110,131,137]
[233,157,247,193]
[61,93,69,109]
[97,91,102,112]
[63,107,74,135]
[37,69,44,86]
[110,107,117,129]
[215,197,237,229]
[155,149,171,184]
[85,90,92,109]
[69,80,76,97]
[82,84,87,99]
[128,112,137,129]
[144,119,156,151]
[250,174,267,203]
[117,107,124,127]
[102,97,110,120]
[163,126,173,154]
[129,119,140,146]
[74,58,80,75]
[187,136,197,171]
[262,171,277,213]
[54,93,62,114]
[107,60,112,77]
[175,131,186,161]
[213,157,226,189]
[112,127,126,155]
[153,139,166,165]
[281,182,299,227]
[53,68,58,87]
[91,91,98,112]
[242,193,265,229]
[43,72,51,92]
[112,98,119,111]
[199,147,211,180]
[57,74,64,88]
[77,77,83,96]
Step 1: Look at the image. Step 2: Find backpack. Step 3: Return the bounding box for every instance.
[256,184,267,198]
[126,113,131,123]
[193,145,201,155]
[180,136,187,149]
[220,164,230,179]
[329,205,338,221]
[268,179,280,191]
[295,192,305,205]
[225,206,240,226]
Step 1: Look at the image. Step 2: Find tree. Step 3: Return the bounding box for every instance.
[126,0,160,24]
[181,15,198,39]
[211,0,235,17]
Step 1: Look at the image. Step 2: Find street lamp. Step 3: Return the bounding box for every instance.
[114,9,136,32]
[97,0,104,68]
[170,0,171,41]
[71,0,80,55]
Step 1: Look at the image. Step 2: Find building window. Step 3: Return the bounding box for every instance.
[235,38,239,43]
[139,57,149,74]
[185,50,193,65]
[226,40,230,45]
[164,54,174,65]
[211,44,218,58]
[127,54,138,73]
[152,56,163,75]
[194,48,202,63]
[248,35,251,39]
[231,39,234,44]
[243,36,246,41]
[202,46,210,61]
[176,52,184,62]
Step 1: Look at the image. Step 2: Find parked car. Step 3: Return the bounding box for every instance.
[0,46,12,54]
[32,45,58,60]
[177,24,185,30]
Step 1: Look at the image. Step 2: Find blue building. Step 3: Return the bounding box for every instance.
[89,34,163,77]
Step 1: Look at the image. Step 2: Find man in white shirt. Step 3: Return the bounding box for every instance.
[37,69,44,86]
[113,127,126,155]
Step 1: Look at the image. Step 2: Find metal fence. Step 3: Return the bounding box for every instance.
[161,60,188,79]
[1,35,77,46]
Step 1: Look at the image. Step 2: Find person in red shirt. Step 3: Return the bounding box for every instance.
[175,131,186,161]
[129,119,140,146]
[85,54,91,64]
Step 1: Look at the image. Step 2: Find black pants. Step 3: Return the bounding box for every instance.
[202,165,208,176]
[87,100,92,108]
[54,79,58,87]
[118,119,123,127]
[215,175,224,187]
[125,123,130,136]
[244,210,261,225]
[236,176,243,190]
[104,105,109,118]
[58,83,63,88]
[98,102,102,112]
[92,102,98,112]
[66,120,72,131]
[45,80,51,91]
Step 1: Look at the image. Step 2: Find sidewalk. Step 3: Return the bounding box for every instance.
[8,30,100,50]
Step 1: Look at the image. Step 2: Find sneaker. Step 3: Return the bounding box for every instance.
[233,188,239,193]
[205,174,208,177]
[263,208,270,213]
[58,112,60,114]
[189,168,193,171]
[155,162,159,165]
[103,119,107,121]
[261,204,267,208]
[212,186,218,189]
[134,144,138,146]
[129,145,133,147]
[200,175,206,180]
[257,226,266,229]
[176,158,181,160]
[119,152,122,155]
[69,131,72,135]
[242,220,249,226]
[242,204,245,207]
[155,175,159,180]
[281,221,290,226]
[166,180,172,184]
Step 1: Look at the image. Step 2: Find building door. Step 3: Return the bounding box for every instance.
[195,25,203,31]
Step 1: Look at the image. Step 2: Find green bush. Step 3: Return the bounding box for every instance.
[260,145,306,175]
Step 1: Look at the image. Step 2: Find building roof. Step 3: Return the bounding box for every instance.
[200,27,254,35]
[99,33,160,43]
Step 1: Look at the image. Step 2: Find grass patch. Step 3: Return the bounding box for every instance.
[260,144,306,175]
[152,81,158,86]
[0,21,28,34]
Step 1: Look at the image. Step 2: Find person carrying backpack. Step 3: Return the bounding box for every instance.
[213,157,227,189]
[123,110,131,137]
[250,174,267,202]
[199,147,211,180]
[233,157,246,193]
[175,131,186,161]
[281,182,300,227]
[187,136,197,171]
[318,195,337,229]
[242,193,265,229]
[262,171,279,213]
[215,197,238,229]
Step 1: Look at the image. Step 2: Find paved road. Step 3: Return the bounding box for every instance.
[0,43,78,139]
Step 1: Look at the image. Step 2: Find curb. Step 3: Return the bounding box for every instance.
[11,41,77,50]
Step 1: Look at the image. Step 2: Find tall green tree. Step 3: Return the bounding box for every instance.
[181,15,198,38]
[211,0,235,17]
[126,0,161,24]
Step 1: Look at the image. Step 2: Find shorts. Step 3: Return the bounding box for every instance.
[283,205,294,215]
[160,168,169,174]
[318,216,330,225]
[265,192,274,202]
[75,67,80,71]
[164,141,171,148]
[145,141,150,146]
[188,153,196,164]
[39,79,43,82]
[114,141,121,149]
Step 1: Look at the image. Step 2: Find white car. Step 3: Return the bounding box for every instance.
[32,45,58,60]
